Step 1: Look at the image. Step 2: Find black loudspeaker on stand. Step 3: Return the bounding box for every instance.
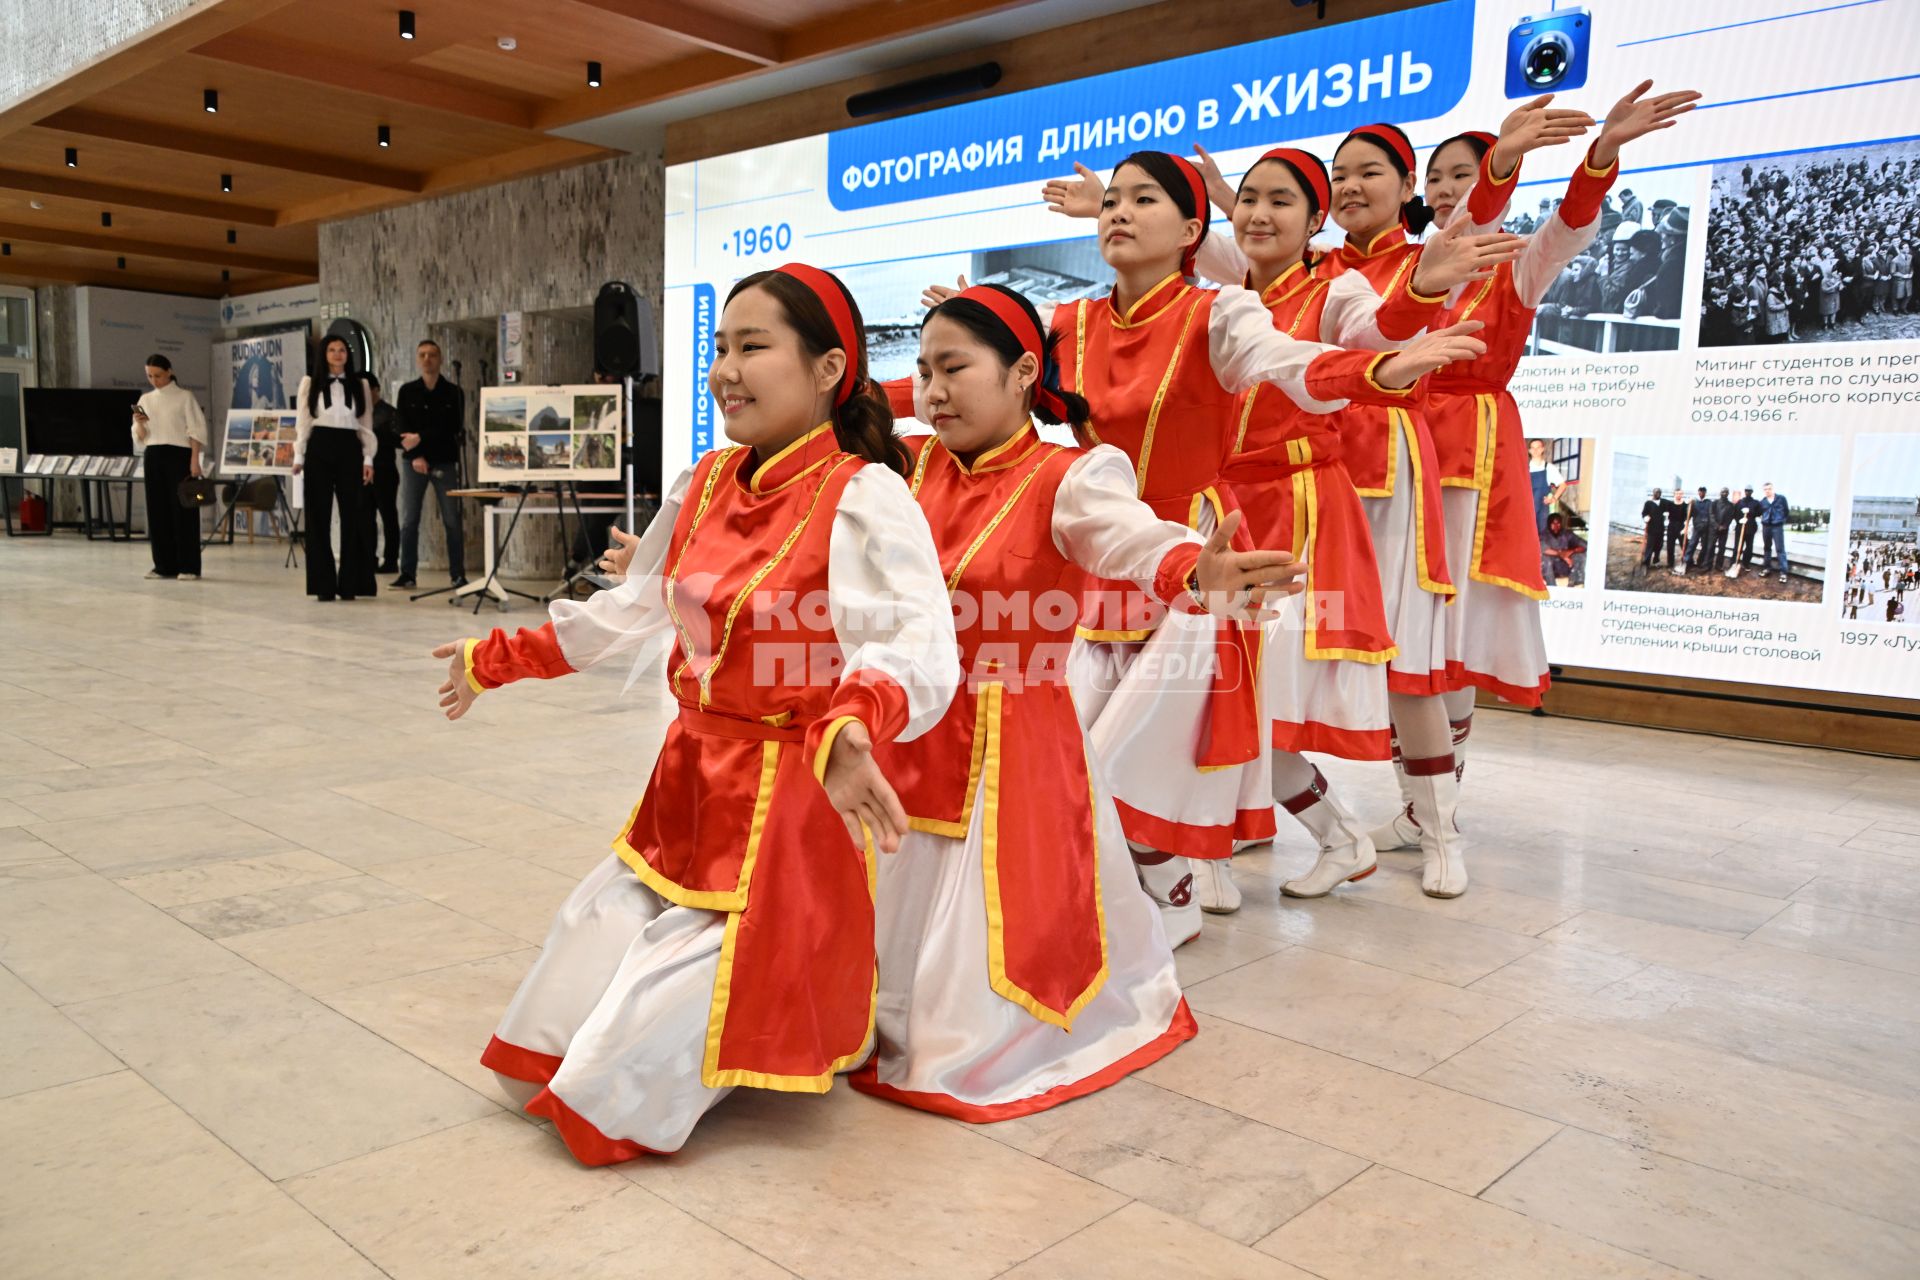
[594,282,661,536]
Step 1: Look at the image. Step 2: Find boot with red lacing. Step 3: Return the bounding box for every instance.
[1404,753,1468,898]
[1280,766,1378,899]
[1133,851,1202,948]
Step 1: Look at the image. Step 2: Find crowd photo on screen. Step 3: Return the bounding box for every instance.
[1841,434,1920,624]
[1508,171,1692,356]
[1701,137,1920,347]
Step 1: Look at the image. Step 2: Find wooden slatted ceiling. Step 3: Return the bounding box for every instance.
[0,0,1042,296]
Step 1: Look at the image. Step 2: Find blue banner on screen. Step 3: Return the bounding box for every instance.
[826,0,1474,210]
[689,283,715,460]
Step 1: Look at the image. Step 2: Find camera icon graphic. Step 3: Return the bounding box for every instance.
[1506,6,1592,99]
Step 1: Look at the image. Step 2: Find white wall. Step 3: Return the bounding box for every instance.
[74,286,221,415]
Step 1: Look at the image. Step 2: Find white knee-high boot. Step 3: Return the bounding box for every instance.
[1370,714,1470,850]
[1404,755,1468,898]
[1279,766,1378,899]
[1132,849,1202,948]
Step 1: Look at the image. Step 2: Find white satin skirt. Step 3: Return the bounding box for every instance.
[488,855,731,1159]
[1360,428,1452,697]
[859,747,1193,1118]
[1261,594,1394,760]
[1439,486,1550,705]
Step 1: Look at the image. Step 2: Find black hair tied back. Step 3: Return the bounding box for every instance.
[924,286,1091,431]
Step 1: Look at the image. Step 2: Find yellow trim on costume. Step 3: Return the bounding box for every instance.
[1397,408,1455,598]
[1231,385,1261,454]
[1259,260,1311,305]
[905,690,991,838]
[909,437,936,495]
[946,453,1054,594]
[1131,296,1205,497]
[1348,224,1405,258]
[1072,300,1087,395]
[1582,154,1619,180]
[810,715,861,783]
[748,422,835,494]
[461,637,485,694]
[1456,274,1498,326]
[1076,625,1153,643]
[1485,154,1519,186]
[977,682,1110,1030]
[698,456,859,707]
[1292,456,1399,664]
[1363,353,1414,398]
[1114,272,1186,327]
[699,738,879,1092]
[617,736,777,915]
[957,421,1039,475]
[1463,398,1548,601]
[666,448,739,698]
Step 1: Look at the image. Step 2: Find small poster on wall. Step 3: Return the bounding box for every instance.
[221,409,300,476]
[478,384,622,482]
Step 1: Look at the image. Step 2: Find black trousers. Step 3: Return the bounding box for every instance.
[142,444,202,577]
[370,456,400,569]
[303,427,376,599]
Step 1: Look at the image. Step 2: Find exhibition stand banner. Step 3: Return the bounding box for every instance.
[662,0,1920,699]
[477,384,624,482]
[213,329,307,414]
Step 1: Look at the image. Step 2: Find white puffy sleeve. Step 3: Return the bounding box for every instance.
[1193,225,1250,287]
[1051,446,1204,605]
[1514,205,1607,308]
[545,466,692,670]
[1208,286,1348,413]
[1320,269,1419,351]
[820,463,960,749]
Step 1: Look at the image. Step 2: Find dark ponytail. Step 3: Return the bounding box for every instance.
[1337,123,1434,236]
[923,285,1092,430]
[726,269,911,478]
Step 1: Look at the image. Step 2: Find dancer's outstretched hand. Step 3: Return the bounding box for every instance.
[1191,145,1237,217]
[1194,509,1305,622]
[1492,94,1595,175]
[820,720,910,853]
[1041,162,1102,218]
[597,527,640,580]
[431,640,480,721]
[920,274,970,309]
[1373,321,1488,389]
[1412,216,1525,295]
[1591,80,1701,168]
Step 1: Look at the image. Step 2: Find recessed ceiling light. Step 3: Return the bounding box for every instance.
[587,61,602,88]
[399,10,415,39]
[65,147,78,167]
[497,36,517,51]
[378,124,391,148]
[204,88,219,113]
[221,173,232,192]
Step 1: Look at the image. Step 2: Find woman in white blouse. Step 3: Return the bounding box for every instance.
[129,353,207,580]
[292,336,378,600]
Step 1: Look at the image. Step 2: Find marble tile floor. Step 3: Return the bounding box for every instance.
[3,538,1919,1279]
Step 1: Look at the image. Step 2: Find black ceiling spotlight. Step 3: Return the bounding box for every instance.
[227,228,237,244]
[65,147,78,167]
[587,60,602,88]
[204,88,219,113]
[101,211,111,227]
[2,243,10,256]
[221,173,233,192]
[117,257,126,269]
[222,269,230,282]
[378,124,391,148]
[1290,0,1329,16]
[399,9,415,39]
[846,62,1001,120]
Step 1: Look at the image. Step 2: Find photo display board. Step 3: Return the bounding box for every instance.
[664,0,1920,699]
[220,409,299,475]
[477,385,624,482]
[212,329,307,414]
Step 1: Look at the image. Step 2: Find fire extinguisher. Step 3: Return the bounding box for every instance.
[19,489,47,532]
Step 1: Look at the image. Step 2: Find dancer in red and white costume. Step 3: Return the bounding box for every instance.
[435,265,958,1165]
[1370,82,1698,872]
[854,284,1305,1115]
[991,149,1486,938]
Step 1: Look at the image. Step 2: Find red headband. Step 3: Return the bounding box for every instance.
[773,262,861,407]
[1462,129,1497,153]
[1346,124,1416,175]
[1165,153,1210,277]
[1253,147,1331,214]
[954,285,1070,422]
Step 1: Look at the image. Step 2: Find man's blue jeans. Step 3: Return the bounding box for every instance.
[400,462,464,580]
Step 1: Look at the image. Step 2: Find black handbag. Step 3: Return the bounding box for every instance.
[177,477,215,508]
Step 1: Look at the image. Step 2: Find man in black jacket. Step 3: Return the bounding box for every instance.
[1732,485,1765,570]
[393,339,466,589]
[1640,488,1666,568]
[366,374,402,574]
[1709,487,1737,570]
[1664,488,1689,570]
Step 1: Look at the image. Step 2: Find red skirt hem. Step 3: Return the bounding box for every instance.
[523,1086,668,1167]
[847,998,1198,1122]
[1113,798,1273,860]
[1385,668,1451,697]
[1443,660,1550,708]
[1272,719,1394,761]
[480,1035,563,1085]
